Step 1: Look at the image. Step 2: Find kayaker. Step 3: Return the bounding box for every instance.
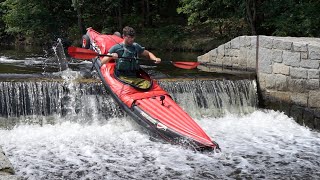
[101,26,161,89]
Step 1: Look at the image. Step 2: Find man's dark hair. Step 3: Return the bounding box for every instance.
[123,26,135,37]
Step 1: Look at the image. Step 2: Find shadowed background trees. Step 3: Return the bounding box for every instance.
[0,0,319,50]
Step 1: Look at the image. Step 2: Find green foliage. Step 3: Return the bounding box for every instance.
[177,0,243,25]
[0,0,7,40]
[177,0,248,38]
[0,0,320,47]
[4,0,49,36]
[261,0,320,37]
[177,0,320,38]
[1,0,76,44]
[138,25,187,50]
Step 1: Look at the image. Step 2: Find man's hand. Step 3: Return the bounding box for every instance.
[111,53,118,59]
[154,57,161,64]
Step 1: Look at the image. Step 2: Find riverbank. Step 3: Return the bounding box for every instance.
[138,30,228,52]
[1,26,231,54]
[69,33,228,53]
[125,26,231,52]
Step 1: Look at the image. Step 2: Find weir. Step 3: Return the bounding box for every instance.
[0,77,257,127]
[2,44,320,179]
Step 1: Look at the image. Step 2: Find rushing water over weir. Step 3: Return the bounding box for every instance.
[0,77,257,126]
[1,75,320,179]
[1,43,320,179]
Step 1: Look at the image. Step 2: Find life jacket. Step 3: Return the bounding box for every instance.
[116,43,140,74]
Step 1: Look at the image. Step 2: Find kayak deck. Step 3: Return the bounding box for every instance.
[100,63,217,149]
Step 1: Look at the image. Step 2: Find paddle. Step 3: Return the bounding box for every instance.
[68,46,200,69]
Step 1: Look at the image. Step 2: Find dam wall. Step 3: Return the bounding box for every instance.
[198,36,320,129]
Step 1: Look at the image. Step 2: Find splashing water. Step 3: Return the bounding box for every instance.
[1,110,320,179]
[0,50,319,179]
[52,38,68,71]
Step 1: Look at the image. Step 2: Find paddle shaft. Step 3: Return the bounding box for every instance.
[97,53,155,62]
[68,46,199,69]
[67,47,155,62]
[98,54,199,69]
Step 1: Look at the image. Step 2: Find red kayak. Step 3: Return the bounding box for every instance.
[76,27,219,151]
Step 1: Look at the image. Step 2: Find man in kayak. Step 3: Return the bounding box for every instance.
[101,26,161,89]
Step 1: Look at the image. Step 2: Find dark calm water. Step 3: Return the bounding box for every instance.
[0,44,253,80]
[0,44,202,75]
[1,44,320,180]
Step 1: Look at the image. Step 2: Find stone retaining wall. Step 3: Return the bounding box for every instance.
[198,36,320,129]
[198,36,257,71]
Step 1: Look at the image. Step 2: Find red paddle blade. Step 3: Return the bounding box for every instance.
[67,46,98,60]
[172,62,200,69]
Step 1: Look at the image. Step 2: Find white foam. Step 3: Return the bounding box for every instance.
[0,56,25,63]
[22,57,47,65]
[1,110,320,179]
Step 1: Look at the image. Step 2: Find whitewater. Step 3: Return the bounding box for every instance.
[0,48,319,179]
[1,109,320,179]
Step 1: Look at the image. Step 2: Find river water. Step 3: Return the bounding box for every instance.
[1,110,320,179]
[0,44,320,179]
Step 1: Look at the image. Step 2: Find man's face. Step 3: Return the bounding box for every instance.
[124,35,135,45]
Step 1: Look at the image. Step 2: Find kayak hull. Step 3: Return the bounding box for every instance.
[85,27,220,151]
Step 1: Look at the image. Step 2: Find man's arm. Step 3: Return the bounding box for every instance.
[101,53,118,65]
[141,50,161,64]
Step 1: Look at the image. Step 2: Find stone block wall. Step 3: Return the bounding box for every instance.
[198,36,257,71]
[198,35,320,129]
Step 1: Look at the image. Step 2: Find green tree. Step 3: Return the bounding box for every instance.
[177,0,248,38]
[1,0,76,44]
[177,0,320,37]
[77,0,181,32]
[261,0,320,37]
[0,0,8,42]
[71,0,85,35]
